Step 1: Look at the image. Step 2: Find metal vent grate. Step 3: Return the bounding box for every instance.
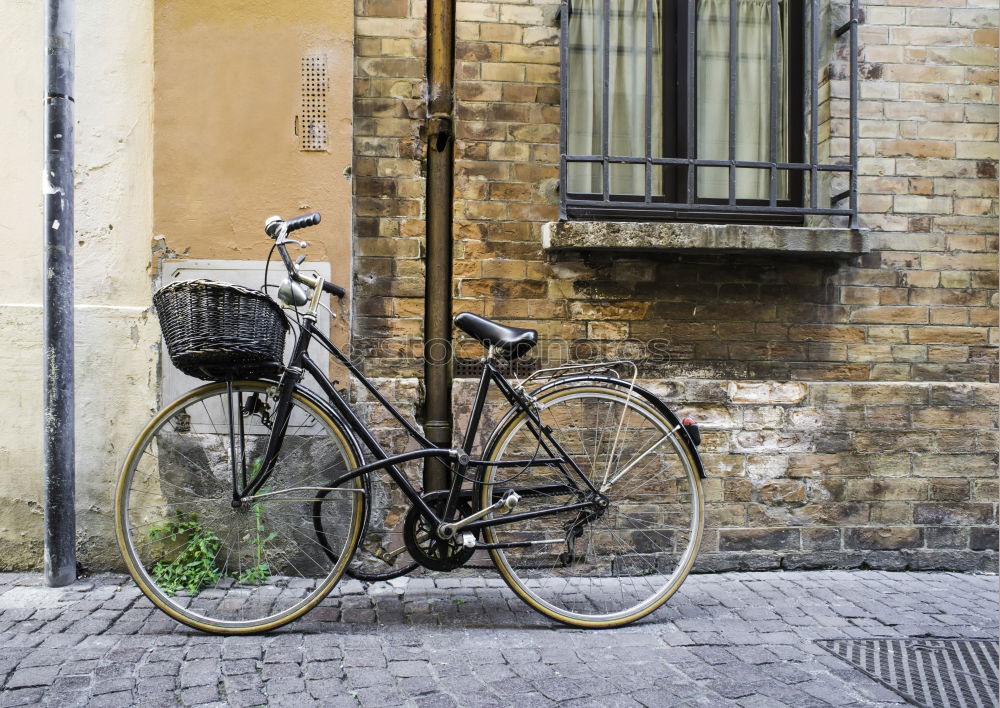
[300,54,328,151]
[817,638,998,708]
[454,358,540,379]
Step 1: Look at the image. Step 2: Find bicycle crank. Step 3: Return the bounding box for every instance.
[403,491,478,572]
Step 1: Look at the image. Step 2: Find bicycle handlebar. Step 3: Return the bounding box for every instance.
[321,279,346,298]
[264,213,346,299]
[286,212,321,233]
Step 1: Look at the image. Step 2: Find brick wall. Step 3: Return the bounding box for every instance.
[353,0,999,571]
[353,0,428,374]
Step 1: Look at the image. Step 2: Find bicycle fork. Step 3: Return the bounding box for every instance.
[237,367,308,505]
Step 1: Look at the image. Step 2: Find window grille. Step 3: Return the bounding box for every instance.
[559,0,859,226]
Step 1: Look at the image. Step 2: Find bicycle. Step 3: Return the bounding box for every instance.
[115,212,706,634]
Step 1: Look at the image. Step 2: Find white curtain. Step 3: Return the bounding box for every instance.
[697,0,788,200]
[567,0,603,193]
[568,0,787,201]
[568,0,662,196]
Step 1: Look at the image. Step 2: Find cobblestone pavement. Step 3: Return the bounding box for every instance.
[0,571,995,707]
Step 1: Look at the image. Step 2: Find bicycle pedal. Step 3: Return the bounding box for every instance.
[499,490,520,514]
[461,533,476,549]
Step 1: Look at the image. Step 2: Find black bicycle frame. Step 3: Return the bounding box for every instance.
[237,317,602,535]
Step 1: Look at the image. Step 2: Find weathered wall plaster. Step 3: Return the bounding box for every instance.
[0,2,158,570]
[0,0,355,571]
[153,0,355,349]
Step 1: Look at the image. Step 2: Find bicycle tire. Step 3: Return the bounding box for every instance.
[290,392,419,584]
[115,380,364,634]
[344,468,422,582]
[480,381,703,628]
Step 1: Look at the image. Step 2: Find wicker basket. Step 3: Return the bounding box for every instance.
[153,280,288,381]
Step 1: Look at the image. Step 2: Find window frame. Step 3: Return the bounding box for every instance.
[558,0,859,227]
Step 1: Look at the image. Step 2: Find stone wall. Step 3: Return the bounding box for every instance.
[676,379,997,572]
[353,0,430,372]
[352,0,998,571]
[352,377,997,573]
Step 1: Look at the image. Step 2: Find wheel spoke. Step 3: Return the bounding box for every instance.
[116,382,363,633]
[482,384,702,627]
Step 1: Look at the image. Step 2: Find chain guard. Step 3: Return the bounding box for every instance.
[404,491,476,572]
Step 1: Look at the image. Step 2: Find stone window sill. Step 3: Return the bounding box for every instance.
[542,221,869,255]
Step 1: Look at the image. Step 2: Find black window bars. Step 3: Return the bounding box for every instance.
[559,0,859,228]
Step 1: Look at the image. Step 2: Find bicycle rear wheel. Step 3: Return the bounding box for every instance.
[115,381,364,634]
[346,464,422,582]
[480,383,703,628]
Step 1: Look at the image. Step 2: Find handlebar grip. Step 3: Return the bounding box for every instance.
[323,280,346,298]
[286,212,321,234]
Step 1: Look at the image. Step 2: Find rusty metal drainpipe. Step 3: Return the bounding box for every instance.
[422,0,455,491]
[43,0,77,587]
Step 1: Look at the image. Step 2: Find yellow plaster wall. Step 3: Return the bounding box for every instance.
[153,0,355,325]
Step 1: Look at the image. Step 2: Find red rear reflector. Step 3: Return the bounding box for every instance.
[682,417,695,426]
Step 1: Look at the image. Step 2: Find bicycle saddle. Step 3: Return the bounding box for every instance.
[454,312,537,359]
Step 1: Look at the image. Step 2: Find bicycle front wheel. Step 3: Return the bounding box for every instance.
[115,381,364,634]
[480,383,703,628]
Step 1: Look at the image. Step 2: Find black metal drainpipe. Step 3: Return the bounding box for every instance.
[43,0,77,587]
[422,0,456,492]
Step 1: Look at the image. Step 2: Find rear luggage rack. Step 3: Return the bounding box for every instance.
[511,360,638,390]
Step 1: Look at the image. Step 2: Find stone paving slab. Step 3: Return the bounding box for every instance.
[0,571,995,707]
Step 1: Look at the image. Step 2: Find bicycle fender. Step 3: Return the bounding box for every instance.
[523,374,707,479]
[248,377,367,464]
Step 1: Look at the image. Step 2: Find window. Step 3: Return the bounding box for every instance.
[560,0,859,224]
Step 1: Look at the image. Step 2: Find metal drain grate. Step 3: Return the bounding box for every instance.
[300,54,328,151]
[817,638,998,708]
